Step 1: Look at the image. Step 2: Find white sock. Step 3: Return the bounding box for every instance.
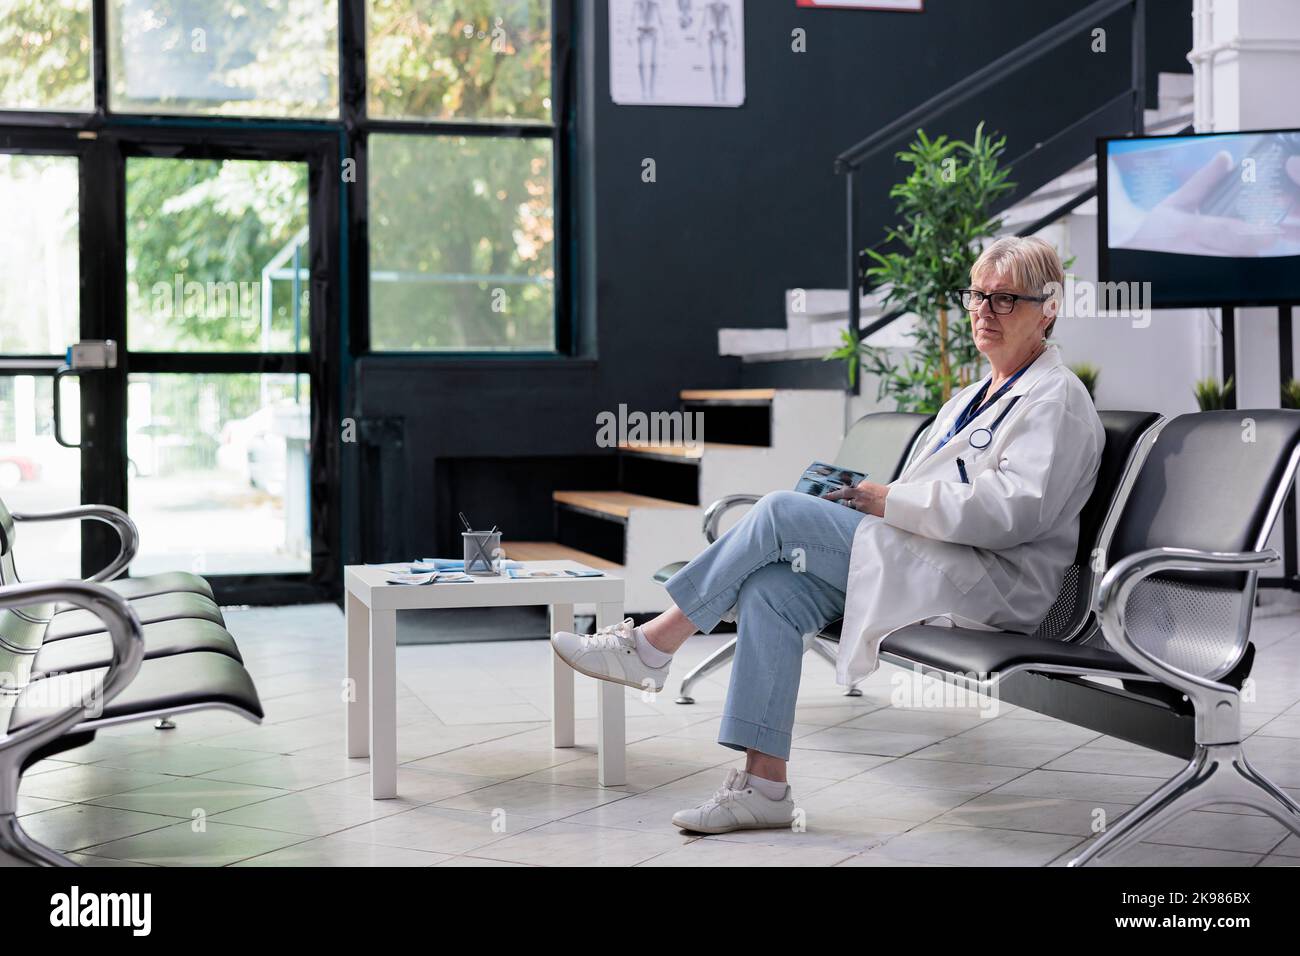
[633,627,673,668]
[744,772,788,801]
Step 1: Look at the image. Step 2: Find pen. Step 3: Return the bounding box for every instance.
[956,458,970,484]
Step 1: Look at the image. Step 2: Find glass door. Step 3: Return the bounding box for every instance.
[123,153,310,578]
[110,135,334,601]
[0,148,84,581]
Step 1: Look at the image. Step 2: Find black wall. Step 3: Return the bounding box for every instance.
[348,0,1193,561]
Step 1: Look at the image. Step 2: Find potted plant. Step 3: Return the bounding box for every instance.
[828,123,1015,413]
[1194,376,1235,411]
[1281,379,1300,409]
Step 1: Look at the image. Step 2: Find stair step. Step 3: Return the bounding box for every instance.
[552,490,694,521]
[1157,70,1193,99]
[501,541,623,571]
[618,441,760,461]
[680,388,775,405]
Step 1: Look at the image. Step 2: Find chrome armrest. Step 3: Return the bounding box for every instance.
[0,581,144,810]
[703,494,762,544]
[11,505,140,583]
[1096,545,1277,741]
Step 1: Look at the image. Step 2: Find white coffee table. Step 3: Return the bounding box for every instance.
[344,561,627,799]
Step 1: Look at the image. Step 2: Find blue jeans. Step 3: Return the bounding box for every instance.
[663,490,866,760]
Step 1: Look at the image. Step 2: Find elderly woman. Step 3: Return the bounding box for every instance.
[553,236,1104,833]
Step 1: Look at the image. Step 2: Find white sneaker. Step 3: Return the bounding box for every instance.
[671,769,795,835]
[551,618,670,692]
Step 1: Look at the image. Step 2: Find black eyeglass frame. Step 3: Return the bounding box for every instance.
[952,289,1051,314]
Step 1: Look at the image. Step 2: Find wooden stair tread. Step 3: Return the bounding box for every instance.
[552,490,694,518]
[501,541,622,571]
[680,388,775,402]
[617,441,761,459]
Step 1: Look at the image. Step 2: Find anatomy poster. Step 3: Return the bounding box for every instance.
[609,0,746,108]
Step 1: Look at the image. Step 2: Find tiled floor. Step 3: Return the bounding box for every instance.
[18,602,1300,866]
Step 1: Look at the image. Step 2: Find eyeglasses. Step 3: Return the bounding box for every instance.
[953,289,1049,314]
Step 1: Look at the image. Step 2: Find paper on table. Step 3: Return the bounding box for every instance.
[504,567,604,579]
[386,571,474,586]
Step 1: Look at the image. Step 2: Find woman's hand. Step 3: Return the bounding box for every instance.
[824,480,890,517]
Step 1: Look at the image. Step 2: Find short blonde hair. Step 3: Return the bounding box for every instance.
[970,236,1065,337]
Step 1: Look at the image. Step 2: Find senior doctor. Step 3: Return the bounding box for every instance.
[552,236,1104,835]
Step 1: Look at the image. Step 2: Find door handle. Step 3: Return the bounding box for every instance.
[53,341,117,450]
[53,365,80,449]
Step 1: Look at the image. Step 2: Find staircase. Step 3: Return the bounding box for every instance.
[717,72,1195,388]
[505,387,844,613]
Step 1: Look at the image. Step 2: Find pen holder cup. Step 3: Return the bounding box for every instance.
[462,531,503,575]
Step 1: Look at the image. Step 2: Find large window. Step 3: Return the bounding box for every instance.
[364,1,558,352]
[366,0,552,123]
[0,0,94,111]
[369,134,554,350]
[0,154,80,352]
[126,157,311,352]
[127,373,311,576]
[108,0,339,118]
[0,1,569,599]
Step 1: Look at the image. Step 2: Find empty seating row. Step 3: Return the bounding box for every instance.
[0,499,263,867]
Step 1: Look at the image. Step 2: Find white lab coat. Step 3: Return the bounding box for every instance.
[836,343,1105,684]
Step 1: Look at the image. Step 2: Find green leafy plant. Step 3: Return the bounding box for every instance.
[1070,362,1099,401]
[1281,379,1300,410]
[828,123,1015,412]
[1194,376,1235,411]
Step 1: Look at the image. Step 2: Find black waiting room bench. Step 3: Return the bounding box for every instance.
[659,408,1300,866]
[0,501,262,867]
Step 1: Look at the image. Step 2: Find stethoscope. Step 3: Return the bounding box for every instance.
[930,349,1043,457]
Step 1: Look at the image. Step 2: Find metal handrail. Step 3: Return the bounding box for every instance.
[838,0,1148,392]
[856,90,1135,280]
[836,0,1143,172]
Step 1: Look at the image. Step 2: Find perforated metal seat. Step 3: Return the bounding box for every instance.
[873,409,1300,866]
[829,410,1163,665]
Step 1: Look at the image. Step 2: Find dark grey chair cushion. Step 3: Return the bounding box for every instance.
[46,591,224,641]
[878,623,1140,677]
[55,571,215,611]
[11,651,263,731]
[33,618,242,678]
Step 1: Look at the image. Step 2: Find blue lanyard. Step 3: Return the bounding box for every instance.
[931,356,1037,456]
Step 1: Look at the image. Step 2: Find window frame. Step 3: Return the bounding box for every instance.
[0,0,575,359]
[344,0,573,357]
[0,1,575,602]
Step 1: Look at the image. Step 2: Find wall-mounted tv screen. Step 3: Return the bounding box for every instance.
[1098,128,1300,308]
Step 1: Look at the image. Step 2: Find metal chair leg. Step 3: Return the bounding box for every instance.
[1230,749,1300,829]
[1068,742,1300,866]
[676,638,737,704]
[0,814,75,867]
[811,636,860,696]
